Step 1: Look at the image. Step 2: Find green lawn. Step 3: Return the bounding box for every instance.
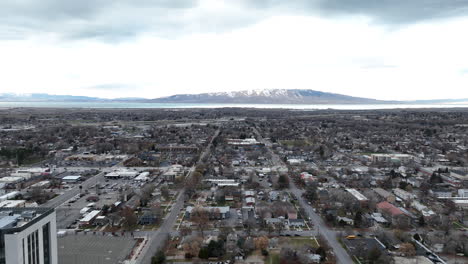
[267,252,280,264]
[453,221,467,230]
[289,237,320,248]
[137,224,160,231]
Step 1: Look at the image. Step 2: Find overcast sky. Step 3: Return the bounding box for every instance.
[1,0,468,100]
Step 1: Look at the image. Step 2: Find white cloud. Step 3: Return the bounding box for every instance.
[0,14,467,100]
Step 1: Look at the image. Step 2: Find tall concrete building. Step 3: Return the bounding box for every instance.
[0,208,57,264]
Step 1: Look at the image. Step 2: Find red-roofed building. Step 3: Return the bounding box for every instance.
[376,201,410,227]
[300,172,315,182]
[377,201,403,216]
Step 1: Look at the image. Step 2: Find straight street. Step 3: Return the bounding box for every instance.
[137,129,220,264]
[43,171,106,208]
[252,126,353,264]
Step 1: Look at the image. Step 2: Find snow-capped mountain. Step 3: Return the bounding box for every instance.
[150,89,388,104]
[2,90,463,104]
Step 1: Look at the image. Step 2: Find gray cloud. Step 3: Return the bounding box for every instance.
[242,0,468,25]
[318,0,468,24]
[0,0,199,40]
[0,0,467,41]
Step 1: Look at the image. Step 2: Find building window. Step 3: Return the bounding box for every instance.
[0,233,5,264]
[35,230,39,264]
[32,231,36,264]
[43,223,50,264]
[31,232,36,264]
[22,239,25,264]
[27,230,40,264]
[27,234,31,264]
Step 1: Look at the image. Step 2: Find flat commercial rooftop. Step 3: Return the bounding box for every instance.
[58,234,137,264]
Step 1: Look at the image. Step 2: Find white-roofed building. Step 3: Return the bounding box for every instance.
[0,200,26,208]
[134,172,150,182]
[346,188,368,205]
[458,189,468,197]
[245,197,256,206]
[0,177,24,184]
[393,188,416,201]
[79,210,101,226]
[0,192,20,202]
[62,175,82,183]
[411,201,436,218]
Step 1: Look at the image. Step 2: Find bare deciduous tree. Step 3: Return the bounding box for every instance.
[191,207,209,238]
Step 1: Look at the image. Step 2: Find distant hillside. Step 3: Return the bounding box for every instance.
[1,90,466,105]
[0,93,145,102]
[0,93,104,102]
[150,89,390,104]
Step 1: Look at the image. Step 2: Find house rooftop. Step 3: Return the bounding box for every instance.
[377,201,404,216]
[346,188,368,201]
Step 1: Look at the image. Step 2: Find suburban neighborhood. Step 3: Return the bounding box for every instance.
[0,108,467,264]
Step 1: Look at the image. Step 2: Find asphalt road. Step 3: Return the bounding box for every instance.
[137,129,220,264]
[288,184,353,264]
[43,171,106,208]
[37,129,218,263]
[44,161,163,209]
[137,190,186,264]
[253,126,353,264]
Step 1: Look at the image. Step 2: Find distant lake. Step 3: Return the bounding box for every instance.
[1,101,468,110]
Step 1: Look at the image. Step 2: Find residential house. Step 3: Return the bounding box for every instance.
[376,201,410,226]
[185,206,231,220]
[288,219,306,227]
[337,216,354,226]
[138,212,158,225]
[374,188,396,203]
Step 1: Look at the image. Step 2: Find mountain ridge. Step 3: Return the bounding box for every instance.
[149,89,392,104]
[0,90,467,105]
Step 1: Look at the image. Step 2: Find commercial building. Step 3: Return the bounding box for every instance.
[79,210,101,227]
[12,168,50,180]
[430,189,452,198]
[0,200,26,208]
[227,138,261,146]
[0,207,57,264]
[30,181,51,189]
[61,176,82,183]
[371,154,414,164]
[0,192,20,202]
[0,177,25,184]
[458,189,468,198]
[134,172,150,182]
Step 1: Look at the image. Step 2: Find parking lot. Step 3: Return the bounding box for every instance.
[58,233,137,264]
[56,186,121,229]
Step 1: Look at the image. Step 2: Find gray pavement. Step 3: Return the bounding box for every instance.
[253,126,353,264]
[43,172,106,208]
[58,233,136,264]
[137,129,220,264]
